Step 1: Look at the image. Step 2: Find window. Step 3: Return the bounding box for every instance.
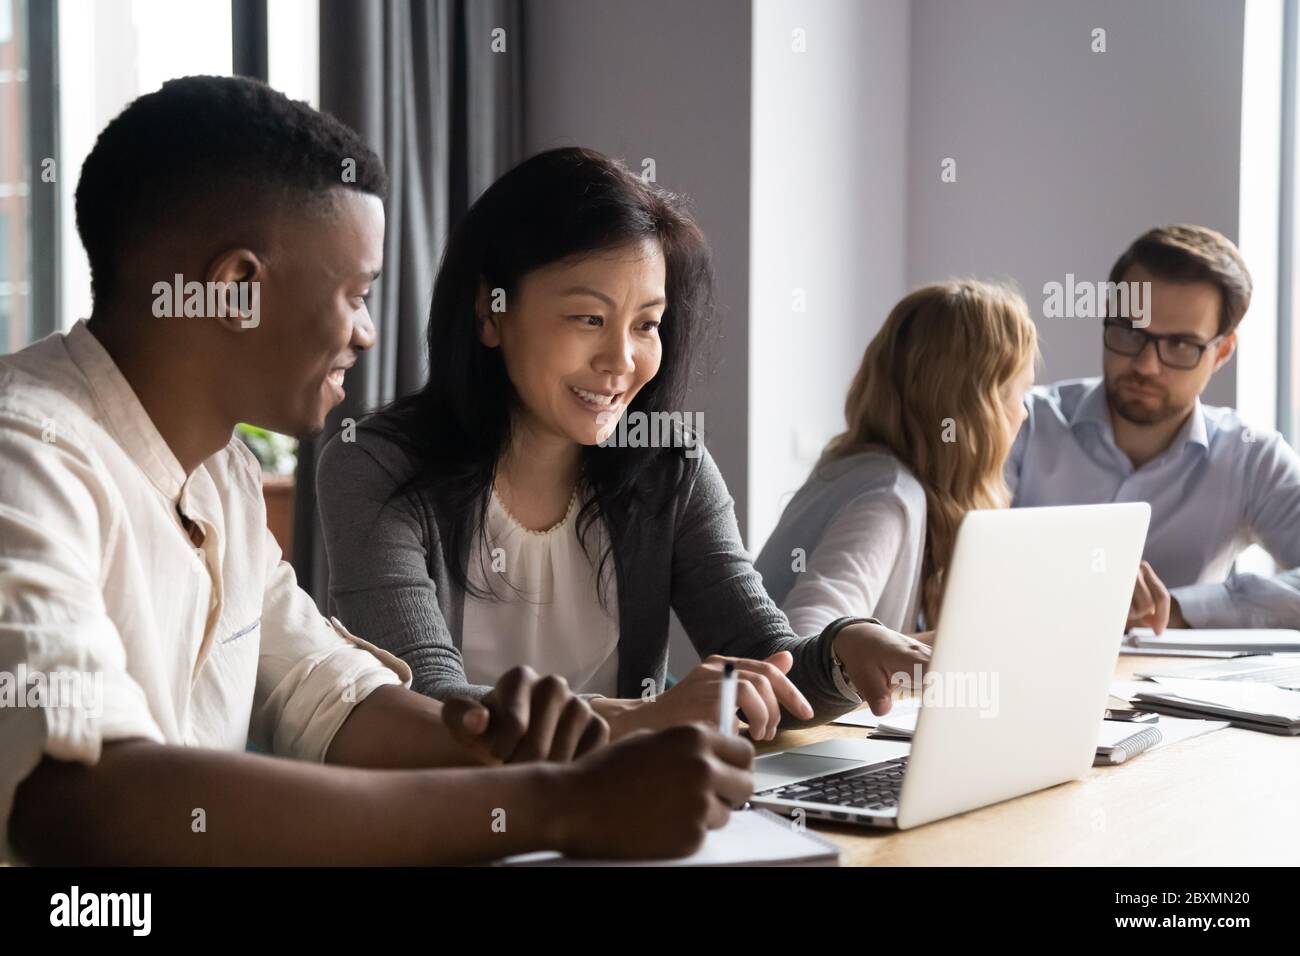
[5,1,318,347]
[268,0,318,109]
[0,0,30,353]
[57,0,232,329]
[1283,0,1300,444]
[1235,0,1288,577]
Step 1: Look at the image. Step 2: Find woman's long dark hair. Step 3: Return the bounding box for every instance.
[368,146,715,605]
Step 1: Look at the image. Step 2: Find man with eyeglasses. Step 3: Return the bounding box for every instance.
[1007,224,1300,631]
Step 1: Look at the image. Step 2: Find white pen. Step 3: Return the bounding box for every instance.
[718,661,737,735]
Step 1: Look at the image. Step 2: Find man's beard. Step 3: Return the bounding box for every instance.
[1105,374,1184,426]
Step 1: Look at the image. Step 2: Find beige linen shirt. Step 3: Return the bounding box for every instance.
[0,321,410,862]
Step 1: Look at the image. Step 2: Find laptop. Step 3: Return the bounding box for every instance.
[750,502,1151,830]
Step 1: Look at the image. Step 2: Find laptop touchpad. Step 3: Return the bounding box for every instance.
[754,738,912,792]
[753,752,868,792]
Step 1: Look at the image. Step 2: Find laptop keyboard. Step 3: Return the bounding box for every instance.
[759,757,909,811]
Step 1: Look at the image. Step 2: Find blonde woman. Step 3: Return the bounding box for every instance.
[756,280,1037,637]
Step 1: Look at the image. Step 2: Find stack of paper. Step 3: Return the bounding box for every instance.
[1130,678,1300,735]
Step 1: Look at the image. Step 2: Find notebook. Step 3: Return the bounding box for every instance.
[1093,722,1164,764]
[497,808,842,867]
[1119,646,1248,659]
[1091,717,1228,763]
[1126,627,1300,655]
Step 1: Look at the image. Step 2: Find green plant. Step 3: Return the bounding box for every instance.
[235,423,298,476]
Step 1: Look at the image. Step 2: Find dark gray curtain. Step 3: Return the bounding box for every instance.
[294,0,523,606]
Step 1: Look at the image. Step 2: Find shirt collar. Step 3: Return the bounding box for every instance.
[64,320,188,500]
[1068,377,1114,432]
[1177,398,1211,451]
[1069,376,1210,459]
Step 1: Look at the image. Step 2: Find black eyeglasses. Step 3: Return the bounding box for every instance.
[1102,320,1221,371]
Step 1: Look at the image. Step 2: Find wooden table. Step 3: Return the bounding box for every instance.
[755,656,1300,865]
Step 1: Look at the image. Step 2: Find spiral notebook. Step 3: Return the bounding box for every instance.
[1093,721,1165,764]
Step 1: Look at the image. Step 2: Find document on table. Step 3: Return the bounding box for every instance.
[843,692,1227,760]
[831,696,921,729]
[497,808,841,867]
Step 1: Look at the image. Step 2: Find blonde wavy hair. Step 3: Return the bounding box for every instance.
[819,280,1038,625]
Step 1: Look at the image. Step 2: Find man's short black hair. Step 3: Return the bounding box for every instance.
[76,74,387,305]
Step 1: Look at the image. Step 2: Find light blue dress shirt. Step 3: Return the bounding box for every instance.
[1007,377,1300,628]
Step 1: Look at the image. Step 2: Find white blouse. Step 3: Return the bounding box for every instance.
[461,488,621,696]
[781,492,924,637]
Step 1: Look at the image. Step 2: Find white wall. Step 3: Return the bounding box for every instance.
[749,0,912,549]
[906,0,1247,408]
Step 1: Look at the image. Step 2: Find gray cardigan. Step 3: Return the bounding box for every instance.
[315,425,858,726]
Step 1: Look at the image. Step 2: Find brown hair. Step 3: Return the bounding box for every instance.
[820,280,1038,625]
[1107,224,1253,335]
